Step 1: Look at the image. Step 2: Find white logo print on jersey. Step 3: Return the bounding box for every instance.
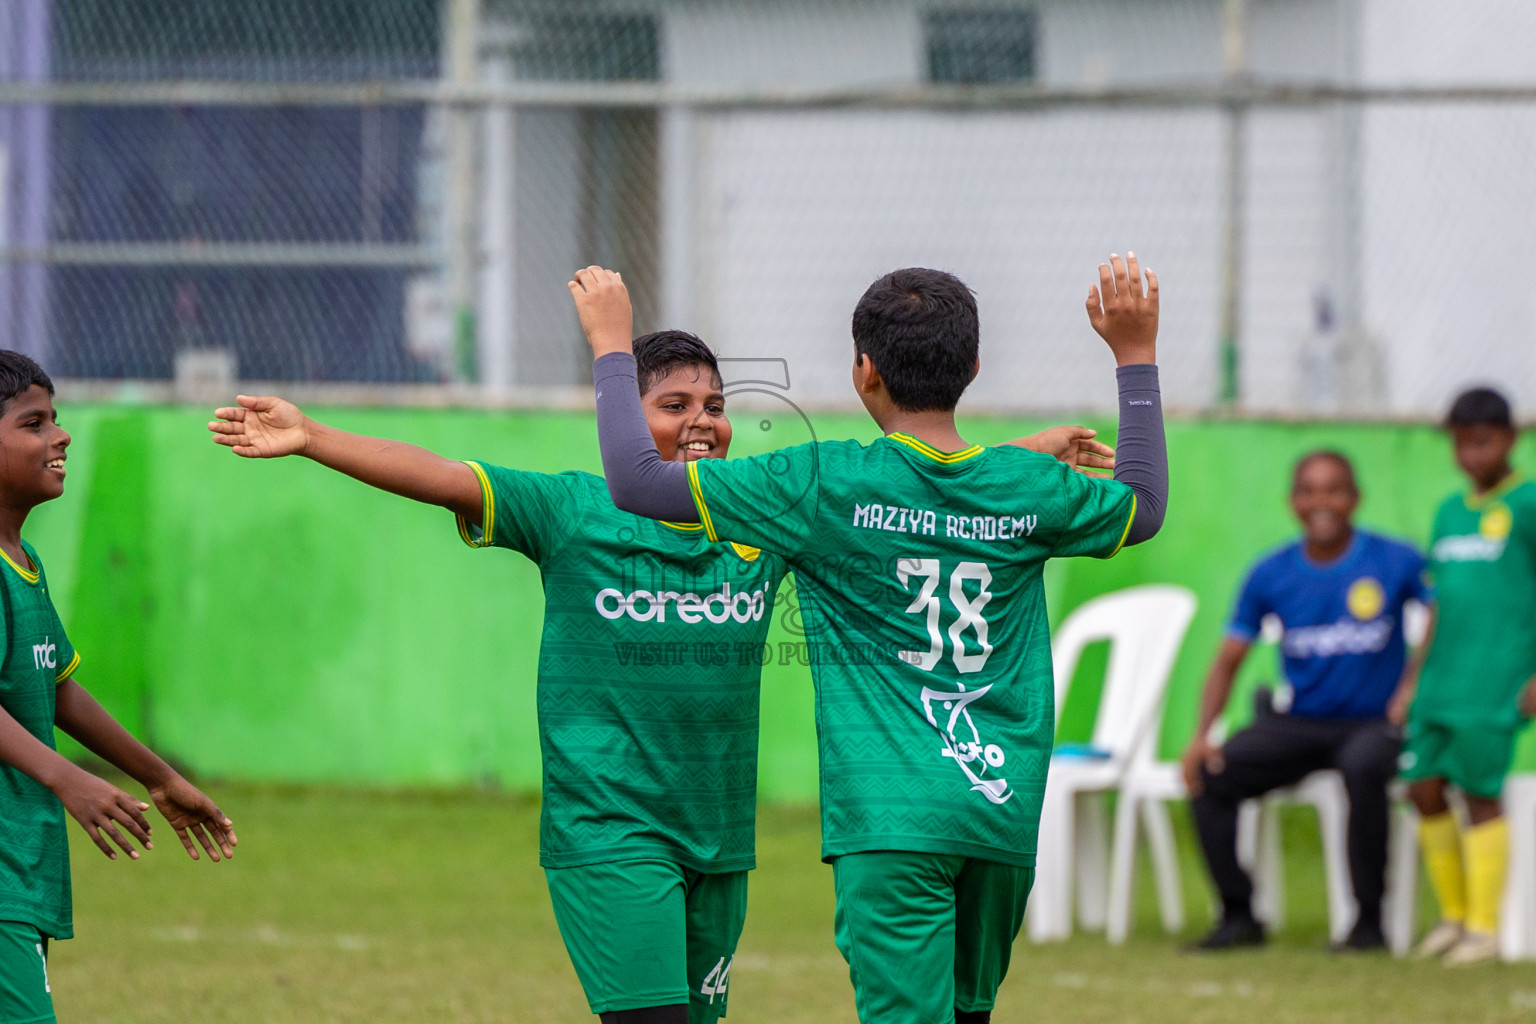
[31,638,55,671]
[921,683,1012,804]
[595,582,767,624]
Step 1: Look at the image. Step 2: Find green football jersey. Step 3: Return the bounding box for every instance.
[1417,475,1536,726]
[459,462,787,873]
[686,434,1136,866]
[0,542,80,940]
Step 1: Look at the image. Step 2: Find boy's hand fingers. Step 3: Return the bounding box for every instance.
[1079,438,1115,459]
[187,822,222,862]
[237,395,283,414]
[173,826,201,861]
[1108,254,1130,300]
[100,821,139,859]
[115,797,153,845]
[1144,268,1159,304]
[1097,262,1115,301]
[1125,251,1144,298]
[208,419,244,435]
[1085,285,1105,331]
[85,824,118,860]
[212,406,245,422]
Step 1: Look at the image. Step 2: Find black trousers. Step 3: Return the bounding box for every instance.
[1190,711,1402,928]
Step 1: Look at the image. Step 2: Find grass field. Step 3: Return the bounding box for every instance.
[51,781,1536,1023]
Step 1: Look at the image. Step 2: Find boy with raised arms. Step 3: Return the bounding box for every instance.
[0,351,235,1024]
[576,256,1167,1023]
[1398,387,1536,965]
[209,330,1108,1024]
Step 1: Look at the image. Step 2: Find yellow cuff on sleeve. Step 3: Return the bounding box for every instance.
[456,461,496,548]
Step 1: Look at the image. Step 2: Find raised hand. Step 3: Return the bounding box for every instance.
[148,775,237,863]
[209,395,310,459]
[53,766,154,861]
[568,265,634,359]
[1001,425,1115,476]
[1086,252,1158,366]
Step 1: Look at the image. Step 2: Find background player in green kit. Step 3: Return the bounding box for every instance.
[577,255,1168,1024]
[1395,387,1536,965]
[0,351,236,1024]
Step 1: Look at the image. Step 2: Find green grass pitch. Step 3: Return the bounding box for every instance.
[53,782,1536,1022]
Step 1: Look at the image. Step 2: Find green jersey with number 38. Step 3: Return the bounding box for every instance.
[686,434,1136,866]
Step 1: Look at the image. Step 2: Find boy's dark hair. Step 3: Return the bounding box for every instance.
[1292,449,1358,495]
[0,350,53,415]
[633,330,721,397]
[851,268,979,412]
[1445,386,1513,430]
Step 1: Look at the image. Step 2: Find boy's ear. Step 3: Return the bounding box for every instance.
[852,352,883,395]
[970,356,981,384]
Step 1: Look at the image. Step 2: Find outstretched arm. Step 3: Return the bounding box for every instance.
[55,677,236,861]
[570,266,698,521]
[1086,252,1167,545]
[210,396,483,523]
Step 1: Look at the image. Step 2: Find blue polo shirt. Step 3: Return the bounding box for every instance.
[1227,529,1428,719]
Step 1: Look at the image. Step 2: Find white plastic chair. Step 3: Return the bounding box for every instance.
[1027,584,1198,942]
[1501,774,1536,959]
[1237,770,1355,942]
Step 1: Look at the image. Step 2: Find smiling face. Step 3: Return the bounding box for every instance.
[642,363,731,462]
[0,385,69,507]
[1290,454,1358,552]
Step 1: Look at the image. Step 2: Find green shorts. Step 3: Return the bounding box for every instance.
[545,860,747,1022]
[1400,716,1523,799]
[833,852,1033,1024]
[0,921,53,1024]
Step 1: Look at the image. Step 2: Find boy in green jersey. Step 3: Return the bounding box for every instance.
[577,256,1167,1024]
[210,331,1114,1023]
[0,351,236,1024]
[1395,387,1536,965]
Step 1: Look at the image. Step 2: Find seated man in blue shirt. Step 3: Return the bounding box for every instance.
[1182,450,1427,951]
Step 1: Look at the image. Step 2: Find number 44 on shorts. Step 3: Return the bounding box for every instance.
[700,956,732,1003]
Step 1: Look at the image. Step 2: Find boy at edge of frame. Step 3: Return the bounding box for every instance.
[0,351,235,1024]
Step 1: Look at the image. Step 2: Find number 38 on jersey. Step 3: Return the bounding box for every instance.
[896,557,994,673]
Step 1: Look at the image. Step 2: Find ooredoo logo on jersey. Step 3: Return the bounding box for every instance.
[594,582,769,624]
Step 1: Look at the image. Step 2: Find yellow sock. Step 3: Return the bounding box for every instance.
[1419,812,1466,924]
[1464,816,1510,936]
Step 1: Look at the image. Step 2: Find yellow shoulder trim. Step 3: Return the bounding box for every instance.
[55,650,80,683]
[0,547,38,584]
[686,460,721,542]
[730,542,761,562]
[456,461,495,548]
[1099,492,1138,560]
[888,432,985,464]
[661,521,705,532]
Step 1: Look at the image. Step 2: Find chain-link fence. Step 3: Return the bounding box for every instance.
[2,0,1535,416]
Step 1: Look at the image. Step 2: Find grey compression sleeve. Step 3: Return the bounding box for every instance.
[593,351,699,522]
[1112,363,1167,545]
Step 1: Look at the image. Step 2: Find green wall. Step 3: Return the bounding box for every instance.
[39,403,1536,800]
